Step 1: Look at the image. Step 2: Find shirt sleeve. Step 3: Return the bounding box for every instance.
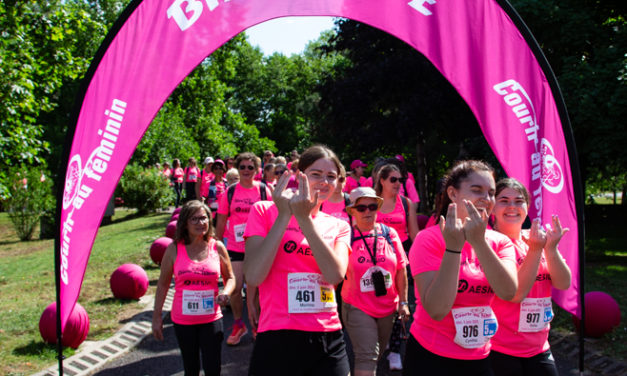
[244,201,271,238]
[388,227,408,269]
[409,227,445,276]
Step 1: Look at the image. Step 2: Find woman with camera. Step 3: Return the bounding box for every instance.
[341,187,409,376]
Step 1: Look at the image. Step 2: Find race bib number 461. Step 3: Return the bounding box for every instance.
[287,273,337,313]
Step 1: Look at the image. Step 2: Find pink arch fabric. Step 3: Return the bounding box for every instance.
[59,0,580,329]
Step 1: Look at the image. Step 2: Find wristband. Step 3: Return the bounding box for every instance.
[399,301,409,306]
[445,249,461,254]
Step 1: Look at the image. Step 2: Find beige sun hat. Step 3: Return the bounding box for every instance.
[346,187,383,215]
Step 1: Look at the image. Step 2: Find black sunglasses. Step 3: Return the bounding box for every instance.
[239,165,255,171]
[353,203,379,213]
[275,169,287,175]
[388,176,407,184]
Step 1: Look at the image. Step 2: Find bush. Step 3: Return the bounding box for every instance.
[117,164,173,214]
[6,167,55,241]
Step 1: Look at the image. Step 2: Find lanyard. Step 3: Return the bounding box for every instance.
[355,226,378,266]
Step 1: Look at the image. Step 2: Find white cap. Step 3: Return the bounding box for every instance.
[204,157,214,165]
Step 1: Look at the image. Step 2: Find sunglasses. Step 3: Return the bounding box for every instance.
[353,203,379,212]
[275,170,287,175]
[388,176,407,184]
[239,165,255,171]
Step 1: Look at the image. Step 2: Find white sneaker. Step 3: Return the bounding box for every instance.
[387,351,402,371]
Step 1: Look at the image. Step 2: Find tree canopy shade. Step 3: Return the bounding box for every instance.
[56,0,583,339]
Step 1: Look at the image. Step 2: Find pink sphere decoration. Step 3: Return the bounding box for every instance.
[573,291,621,338]
[110,263,149,300]
[165,220,177,238]
[150,237,173,265]
[173,207,182,216]
[171,213,179,221]
[39,302,90,349]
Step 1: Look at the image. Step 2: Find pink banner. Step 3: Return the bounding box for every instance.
[59,0,581,329]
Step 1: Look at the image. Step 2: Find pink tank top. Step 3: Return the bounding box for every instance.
[376,194,409,242]
[171,239,222,325]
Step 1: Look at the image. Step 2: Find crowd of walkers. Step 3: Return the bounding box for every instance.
[152,145,571,376]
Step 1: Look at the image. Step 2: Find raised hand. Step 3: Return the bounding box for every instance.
[545,215,569,251]
[526,218,547,252]
[440,203,465,252]
[462,200,488,246]
[289,172,319,220]
[272,170,294,217]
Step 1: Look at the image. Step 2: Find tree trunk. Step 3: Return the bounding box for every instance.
[415,133,429,213]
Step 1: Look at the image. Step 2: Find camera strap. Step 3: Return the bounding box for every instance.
[355,226,378,266]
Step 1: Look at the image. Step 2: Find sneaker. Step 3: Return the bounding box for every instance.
[387,351,402,371]
[226,322,248,346]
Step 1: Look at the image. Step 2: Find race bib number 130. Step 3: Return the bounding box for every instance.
[287,273,337,313]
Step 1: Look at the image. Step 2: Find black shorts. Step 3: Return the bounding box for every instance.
[228,250,245,262]
[249,329,349,376]
[403,334,493,376]
[489,349,558,376]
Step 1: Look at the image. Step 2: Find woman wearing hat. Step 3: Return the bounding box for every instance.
[342,187,409,376]
[344,159,368,193]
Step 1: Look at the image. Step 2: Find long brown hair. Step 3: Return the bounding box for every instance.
[298,145,342,174]
[374,164,401,196]
[175,200,213,244]
[435,160,495,222]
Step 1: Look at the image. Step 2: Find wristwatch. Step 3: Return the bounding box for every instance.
[400,301,409,306]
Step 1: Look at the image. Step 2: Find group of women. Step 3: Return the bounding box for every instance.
[152,144,571,376]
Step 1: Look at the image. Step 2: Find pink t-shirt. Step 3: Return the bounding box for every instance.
[400,172,420,203]
[171,240,222,325]
[217,182,270,253]
[244,202,351,333]
[343,175,368,193]
[376,195,410,243]
[490,238,553,357]
[198,169,214,198]
[173,167,184,183]
[320,199,350,224]
[341,224,407,318]
[409,225,515,360]
[185,166,199,183]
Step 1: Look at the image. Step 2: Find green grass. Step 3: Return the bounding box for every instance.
[0,209,171,376]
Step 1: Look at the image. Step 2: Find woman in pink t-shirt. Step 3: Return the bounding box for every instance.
[152,200,234,376]
[215,153,271,346]
[374,163,418,369]
[171,159,185,208]
[244,145,352,375]
[341,187,409,375]
[405,160,518,375]
[184,157,200,202]
[489,178,571,376]
[344,159,368,193]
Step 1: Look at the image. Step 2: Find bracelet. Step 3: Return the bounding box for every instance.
[399,301,409,306]
[445,249,461,254]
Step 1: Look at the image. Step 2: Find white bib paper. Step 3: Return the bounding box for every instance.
[360,266,393,293]
[518,297,553,332]
[182,290,215,315]
[452,306,498,349]
[234,223,246,243]
[287,273,337,313]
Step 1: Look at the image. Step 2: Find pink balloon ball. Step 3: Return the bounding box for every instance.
[171,213,179,221]
[173,207,182,216]
[165,220,177,239]
[39,302,90,349]
[573,291,621,338]
[110,263,149,300]
[150,237,173,265]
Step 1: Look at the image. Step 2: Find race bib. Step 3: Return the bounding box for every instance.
[182,290,215,315]
[452,306,498,349]
[234,223,246,242]
[360,266,393,293]
[189,174,197,180]
[287,273,337,313]
[518,297,553,332]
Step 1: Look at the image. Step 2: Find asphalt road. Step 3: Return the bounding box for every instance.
[92,303,584,376]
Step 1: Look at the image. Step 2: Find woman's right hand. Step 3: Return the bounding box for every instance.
[439,203,465,252]
[272,170,294,217]
[152,315,164,341]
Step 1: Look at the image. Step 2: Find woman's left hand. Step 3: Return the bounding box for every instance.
[545,215,569,250]
[289,172,318,220]
[399,304,411,323]
[216,294,230,306]
[462,200,488,246]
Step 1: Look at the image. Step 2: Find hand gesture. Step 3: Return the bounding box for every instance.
[522,218,547,253]
[289,172,319,220]
[216,294,230,306]
[272,170,294,217]
[462,200,488,246]
[439,203,465,252]
[152,315,164,341]
[545,215,569,251]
